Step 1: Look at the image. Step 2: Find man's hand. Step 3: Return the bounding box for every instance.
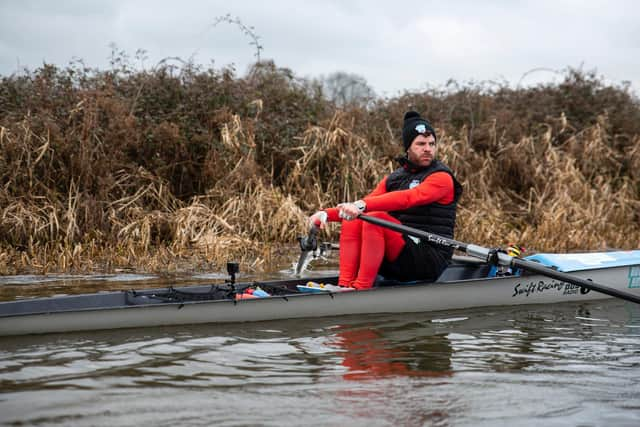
[308,211,328,228]
[337,200,366,221]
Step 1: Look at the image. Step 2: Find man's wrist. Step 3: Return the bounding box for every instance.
[353,200,366,212]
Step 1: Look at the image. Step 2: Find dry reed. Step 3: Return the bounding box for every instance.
[1,63,639,275]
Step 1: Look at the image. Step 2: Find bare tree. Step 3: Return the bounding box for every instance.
[321,71,376,108]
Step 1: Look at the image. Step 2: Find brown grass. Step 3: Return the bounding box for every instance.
[1,62,639,275]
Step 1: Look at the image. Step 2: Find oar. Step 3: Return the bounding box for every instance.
[358,214,640,305]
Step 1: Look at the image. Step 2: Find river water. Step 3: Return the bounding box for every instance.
[1,266,640,426]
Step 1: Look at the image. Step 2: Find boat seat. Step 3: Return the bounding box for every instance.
[435,261,492,282]
[374,276,419,287]
[374,258,491,287]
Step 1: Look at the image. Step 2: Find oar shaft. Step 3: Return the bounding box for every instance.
[359,215,512,265]
[358,214,640,305]
[358,215,468,251]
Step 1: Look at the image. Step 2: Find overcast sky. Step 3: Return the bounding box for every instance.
[1,0,638,97]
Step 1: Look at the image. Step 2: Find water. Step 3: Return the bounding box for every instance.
[1,274,640,426]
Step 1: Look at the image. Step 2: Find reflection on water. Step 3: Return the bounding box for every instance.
[334,326,453,381]
[1,296,640,426]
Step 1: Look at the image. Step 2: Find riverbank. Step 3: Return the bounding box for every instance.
[2,62,639,275]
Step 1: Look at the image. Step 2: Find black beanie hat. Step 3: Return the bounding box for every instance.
[401,111,436,151]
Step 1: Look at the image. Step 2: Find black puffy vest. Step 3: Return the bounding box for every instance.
[386,159,463,256]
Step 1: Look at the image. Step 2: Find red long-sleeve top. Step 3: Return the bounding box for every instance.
[325,171,454,221]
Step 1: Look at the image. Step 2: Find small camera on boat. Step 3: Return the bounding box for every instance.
[227,262,240,284]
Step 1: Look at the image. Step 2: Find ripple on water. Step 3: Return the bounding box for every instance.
[1,299,640,426]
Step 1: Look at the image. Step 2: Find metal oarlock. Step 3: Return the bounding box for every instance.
[298,225,318,252]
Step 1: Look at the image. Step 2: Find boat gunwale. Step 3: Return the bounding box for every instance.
[0,266,618,319]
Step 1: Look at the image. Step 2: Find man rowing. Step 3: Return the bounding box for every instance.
[308,111,463,290]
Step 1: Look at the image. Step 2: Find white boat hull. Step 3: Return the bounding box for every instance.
[2,263,638,336]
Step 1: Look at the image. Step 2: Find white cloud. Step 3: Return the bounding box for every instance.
[0,0,637,95]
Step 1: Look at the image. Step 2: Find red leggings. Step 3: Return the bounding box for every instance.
[338,212,405,289]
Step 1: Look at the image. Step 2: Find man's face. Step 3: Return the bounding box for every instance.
[406,134,436,167]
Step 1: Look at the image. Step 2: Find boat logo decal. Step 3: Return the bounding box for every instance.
[629,266,640,289]
[512,280,590,298]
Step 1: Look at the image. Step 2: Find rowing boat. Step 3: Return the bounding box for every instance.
[2,250,640,336]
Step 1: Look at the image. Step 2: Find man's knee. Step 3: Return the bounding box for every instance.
[340,217,363,238]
